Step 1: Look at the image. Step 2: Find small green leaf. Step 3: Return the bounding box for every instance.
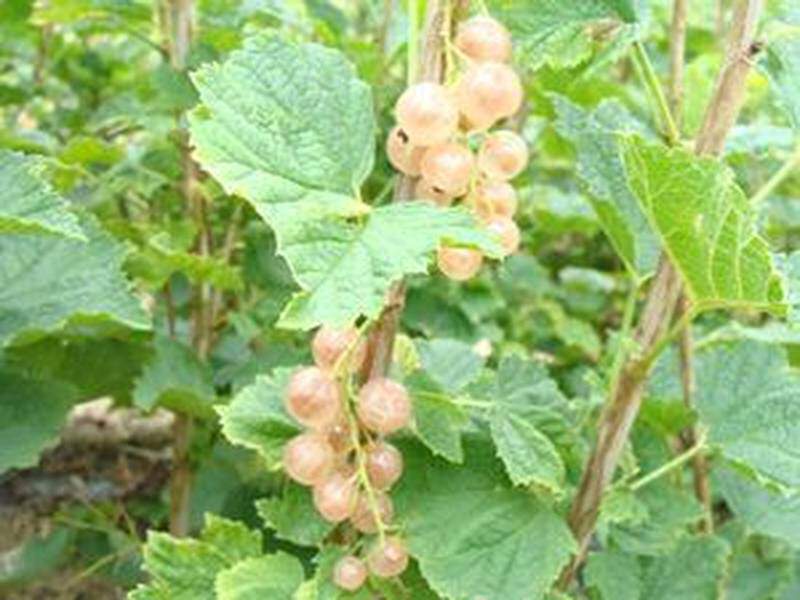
[256,484,334,547]
[133,336,215,418]
[416,338,485,392]
[215,553,305,600]
[585,549,642,600]
[217,368,300,467]
[0,150,84,239]
[406,371,469,463]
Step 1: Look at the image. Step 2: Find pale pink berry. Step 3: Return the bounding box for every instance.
[333,556,367,591]
[313,470,358,523]
[486,216,520,256]
[477,131,528,181]
[395,82,458,146]
[357,378,412,435]
[311,325,365,372]
[467,181,518,220]
[456,62,523,129]
[351,492,394,534]
[283,432,334,486]
[456,16,513,62]
[367,536,409,578]
[365,442,404,490]
[415,178,460,207]
[437,246,483,281]
[419,142,474,194]
[285,366,341,430]
[386,126,426,176]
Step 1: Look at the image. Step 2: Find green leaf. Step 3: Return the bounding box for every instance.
[552,96,659,277]
[189,34,373,223]
[133,336,215,418]
[217,368,300,467]
[620,136,784,311]
[132,515,262,600]
[406,370,469,463]
[0,150,84,239]
[277,202,501,329]
[760,31,800,131]
[215,553,305,600]
[694,340,800,489]
[585,549,641,600]
[394,437,576,600]
[256,484,334,547]
[416,338,485,392]
[0,370,76,472]
[724,535,794,600]
[641,536,731,600]
[0,216,149,347]
[0,528,74,586]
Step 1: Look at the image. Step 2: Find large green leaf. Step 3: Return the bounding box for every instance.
[552,96,659,277]
[694,340,800,489]
[276,202,501,329]
[215,553,305,600]
[620,136,784,311]
[0,217,149,346]
[0,150,84,239]
[761,31,800,132]
[0,370,76,472]
[217,368,300,467]
[641,536,731,600]
[394,437,576,600]
[189,34,373,224]
[130,515,262,600]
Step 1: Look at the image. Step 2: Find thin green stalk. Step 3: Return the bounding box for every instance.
[751,145,800,205]
[632,41,681,146]
[608,279,640,394]
[629,432,708,491]
[407,0,419,84]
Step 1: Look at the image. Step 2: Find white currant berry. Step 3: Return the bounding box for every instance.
[419,142,474,195]
[436,246,483,281]
[486,216,520,256]
[333,556,367,591]
[311,325,365,372]
[467,180,518,220]
[285,366,342,430]
[415,178,460,207]
[367,536,409,578]
[325,418,354,455]
[456,15,512,62]
[351,492,394,534]
[395,82,458,147]
[456,62,523,129]
[357,378,412,435]
[477,130,528,181]
[386,126,426,176]
[313,470,358,523]
[365,442,404,490]
[283,432,334,486]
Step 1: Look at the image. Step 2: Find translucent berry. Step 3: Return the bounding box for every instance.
[419,142,474,195]
[333,556,367,592]
[285,366,341,429]
[477,131,528,181]
[456,16,512,62]
[357,378,412,435]
[436,246,483,281]
[365,442,404,490]
[415,178,460,207]
[395,82,458,147]
[456,62,523,129]
[486,216,521,256]
[283,432,334,486]
[367,536,409,578]
[325,418,354,455]
[467,181,518,220]
[311,325,365,372]
[313,470,358,523]
[386,126,426,176]
[351,492,394,533]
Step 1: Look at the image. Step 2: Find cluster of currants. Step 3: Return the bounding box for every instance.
[281,325,412,591]
[387,14,529,282]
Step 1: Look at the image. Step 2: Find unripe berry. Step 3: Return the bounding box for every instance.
[467,181,518,220]
[436,246,483,281]
[351,492,394,533]
[419,142,474,195]
[486,216,520,256]
[365,442,404,490]
[386,126,426,176]
[311,325,365,372]
[415,178,460,207]
[283,432,334,486]
[333,556,368,591]
[456,16,513,62]
[477,131,528,181]
[285,366,342,430]
[456,62,523,129]
[367,537,409,578]
[313,470,358,523]
[357,378,411,435]
[395,82,458,147]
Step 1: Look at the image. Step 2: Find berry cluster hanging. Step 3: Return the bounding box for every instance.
[282,325,411,591]
[387,14,529,281]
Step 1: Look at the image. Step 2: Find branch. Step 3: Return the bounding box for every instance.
[667,0,687,127]
[559,0,764,587]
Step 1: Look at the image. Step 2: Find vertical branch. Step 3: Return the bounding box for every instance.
[667,0,687,128]
[559,0,764,587]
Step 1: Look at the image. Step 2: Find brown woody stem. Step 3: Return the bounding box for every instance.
[559,0,763,587]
